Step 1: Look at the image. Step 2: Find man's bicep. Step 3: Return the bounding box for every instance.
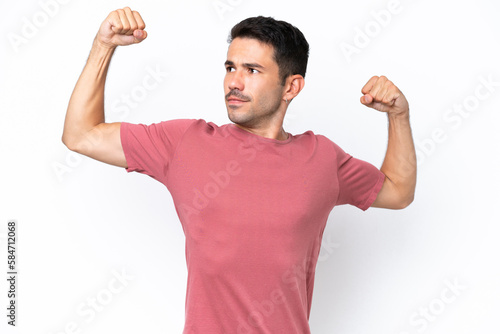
[71,122,127,168]
[370,176,408,210]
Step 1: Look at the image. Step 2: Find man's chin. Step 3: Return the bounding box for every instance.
[227,109,251,125]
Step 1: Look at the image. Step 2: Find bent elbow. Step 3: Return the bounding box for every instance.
[397,194,414,210]
[61,133,79,152]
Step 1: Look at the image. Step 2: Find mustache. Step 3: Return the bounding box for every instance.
[225,90,251,102]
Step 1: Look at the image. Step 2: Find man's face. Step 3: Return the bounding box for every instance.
[224,37,285,128]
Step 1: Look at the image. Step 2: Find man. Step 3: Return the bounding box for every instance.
[62,7,416,334]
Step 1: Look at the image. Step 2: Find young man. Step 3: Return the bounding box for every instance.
[62,7,416,334]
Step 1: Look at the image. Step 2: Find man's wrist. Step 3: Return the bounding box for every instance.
[87,36,116,65]
[388,109,410,122]
[92,35,117,54]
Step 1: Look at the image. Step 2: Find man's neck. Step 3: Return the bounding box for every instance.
[234,123,289,141]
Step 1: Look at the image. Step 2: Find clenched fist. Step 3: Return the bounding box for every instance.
[360,76,409,117]
[96,7,147,49]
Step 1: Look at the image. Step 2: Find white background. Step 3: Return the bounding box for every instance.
[1,0,499,333]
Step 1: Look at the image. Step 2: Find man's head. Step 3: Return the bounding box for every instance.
[224,16,309,132]
[228,16,309,86]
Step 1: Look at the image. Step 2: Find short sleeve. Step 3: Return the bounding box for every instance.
[120,119,196,183]
[334,143,385,211]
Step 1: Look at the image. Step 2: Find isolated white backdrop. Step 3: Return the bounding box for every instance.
[1,0,499,333]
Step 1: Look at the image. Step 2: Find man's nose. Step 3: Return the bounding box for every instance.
[228,70,244,91]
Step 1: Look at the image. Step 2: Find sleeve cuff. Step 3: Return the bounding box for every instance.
[120,122,137,173]
[359,171,386,211]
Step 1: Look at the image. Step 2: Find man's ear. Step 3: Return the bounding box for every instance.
[283,74,305,102]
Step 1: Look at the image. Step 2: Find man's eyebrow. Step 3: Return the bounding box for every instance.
[244,63,265,69]
[224,60,265,69]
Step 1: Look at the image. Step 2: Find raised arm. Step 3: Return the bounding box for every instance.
[360,76,417,210]
[62,7,147,167]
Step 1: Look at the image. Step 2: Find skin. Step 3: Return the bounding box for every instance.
[223,37,304,141]
[62,7,416,210]
[359,76,417,209]
[62,8,147,167]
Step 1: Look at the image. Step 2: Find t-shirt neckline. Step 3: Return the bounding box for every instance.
[227,123,293,145]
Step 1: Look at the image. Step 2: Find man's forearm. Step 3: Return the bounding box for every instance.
[380,112,417,206]
[62,38,115,149]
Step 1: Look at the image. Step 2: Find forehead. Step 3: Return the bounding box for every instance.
[227,37,276,66]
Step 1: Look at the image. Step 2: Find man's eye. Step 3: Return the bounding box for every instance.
[249,69,258,74]
[226,67,235,72]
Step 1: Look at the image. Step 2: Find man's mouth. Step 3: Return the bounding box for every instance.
[226,90,250,104]
[227,97,248,104]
